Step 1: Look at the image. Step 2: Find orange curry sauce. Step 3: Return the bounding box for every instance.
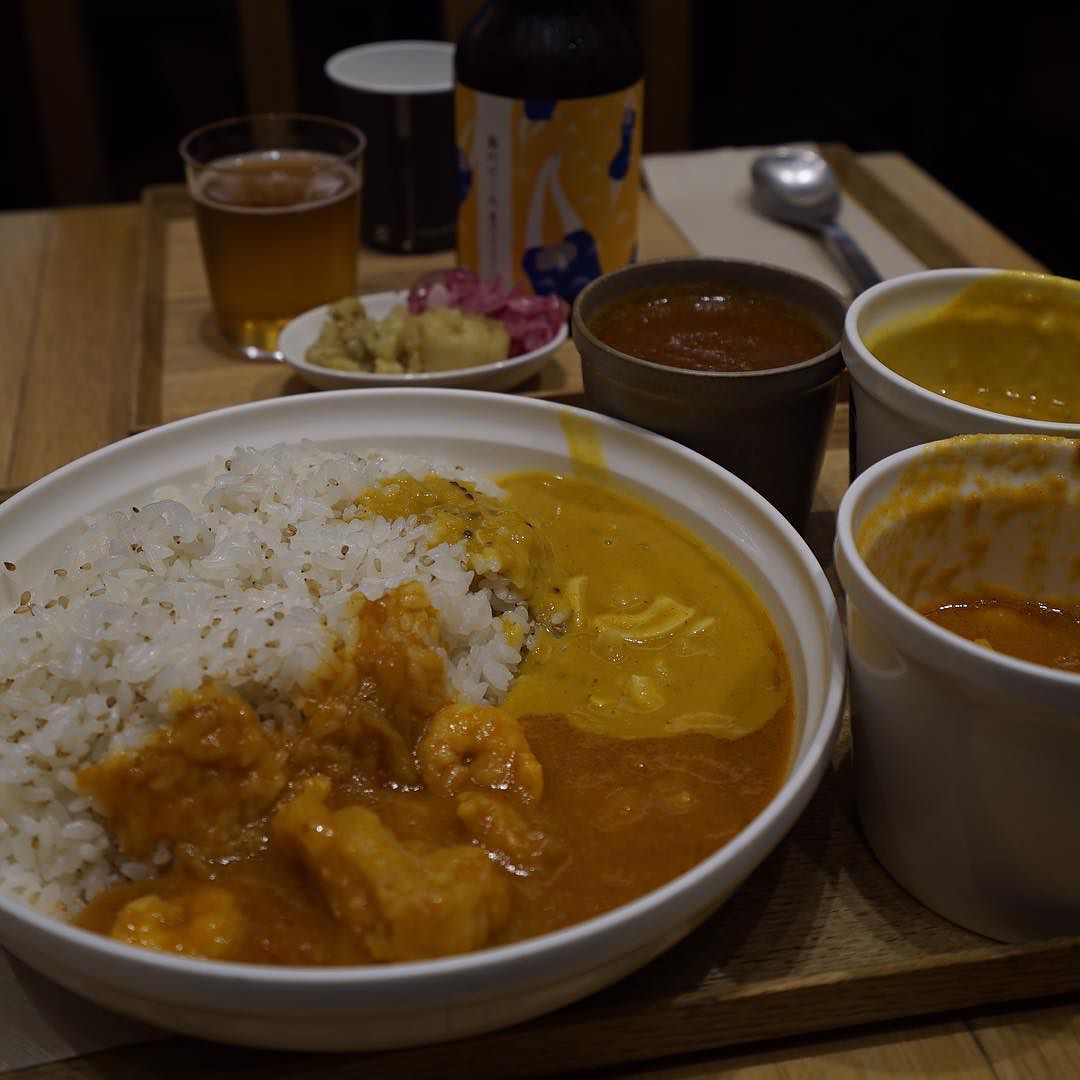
[920,596,1080,673]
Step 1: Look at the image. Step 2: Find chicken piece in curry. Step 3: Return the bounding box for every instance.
[74,473,794,964]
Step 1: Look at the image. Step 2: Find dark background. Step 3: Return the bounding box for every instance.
[3,1,1077,276]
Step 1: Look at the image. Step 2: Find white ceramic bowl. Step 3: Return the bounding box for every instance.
[835,434,1080,942]
[843,268,1080,474]
[0,390,844,1051]
[278,290,567,391]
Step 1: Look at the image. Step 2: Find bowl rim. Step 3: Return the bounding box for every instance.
[843,267,1080,434]
[835,432,1080,713]
[0,388,845,993]
[178,113,366,169]
[571,256,846,383]
[278,290,568,389]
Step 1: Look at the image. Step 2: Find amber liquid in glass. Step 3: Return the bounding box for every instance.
[192,150,360,357]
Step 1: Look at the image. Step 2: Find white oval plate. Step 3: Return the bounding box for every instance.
[279,290,568,391]
[0,390,844,1052]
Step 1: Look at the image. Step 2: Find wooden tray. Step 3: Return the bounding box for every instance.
[134,189,679,429]
[97,155,1080,1078]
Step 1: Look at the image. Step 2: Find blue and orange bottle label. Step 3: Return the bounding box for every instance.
[455,82,644,302]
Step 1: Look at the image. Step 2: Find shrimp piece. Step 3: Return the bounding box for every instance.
[273,777,509,962]
[110,887,244,960]
[417,703,543,803]
[77,686,288,859]
[456,791,562,875]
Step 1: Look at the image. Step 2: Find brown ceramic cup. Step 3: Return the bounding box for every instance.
[572,258,847,532]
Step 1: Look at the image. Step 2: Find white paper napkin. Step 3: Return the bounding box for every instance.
[642,145,926,293]
[0,952,160,1072]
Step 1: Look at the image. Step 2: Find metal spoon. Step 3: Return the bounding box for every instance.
[751,147,881,294]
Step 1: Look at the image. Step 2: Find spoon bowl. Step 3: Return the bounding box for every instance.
[751,147,840,226]
[751,147,880,294]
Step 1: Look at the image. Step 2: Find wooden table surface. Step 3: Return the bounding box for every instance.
[3,152,1078,1079]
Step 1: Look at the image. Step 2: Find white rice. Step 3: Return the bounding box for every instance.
[0,442,530,916]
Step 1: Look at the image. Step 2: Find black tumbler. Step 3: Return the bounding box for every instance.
[326,41,457,255]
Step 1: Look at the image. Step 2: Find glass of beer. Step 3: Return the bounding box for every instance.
[180,114,365,360]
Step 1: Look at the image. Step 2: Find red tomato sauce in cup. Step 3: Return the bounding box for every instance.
[589,281,832,373]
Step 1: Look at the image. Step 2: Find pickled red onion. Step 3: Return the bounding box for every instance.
[407,269,567,357]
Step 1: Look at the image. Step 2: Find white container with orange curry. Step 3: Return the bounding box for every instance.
[836,434,1080,942]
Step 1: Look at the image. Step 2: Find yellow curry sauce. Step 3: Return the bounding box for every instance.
[73,473,794,964]
[866,272,1080,423]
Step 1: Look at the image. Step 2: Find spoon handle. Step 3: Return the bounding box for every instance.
[821,222,881,294]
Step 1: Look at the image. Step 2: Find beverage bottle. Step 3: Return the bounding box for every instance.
[454,0,644,303]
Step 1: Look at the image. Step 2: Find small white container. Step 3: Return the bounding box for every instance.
[842,268,1080,475]
[835,434,1080,942]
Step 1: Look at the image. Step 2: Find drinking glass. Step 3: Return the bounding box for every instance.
[180,114,365,361]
